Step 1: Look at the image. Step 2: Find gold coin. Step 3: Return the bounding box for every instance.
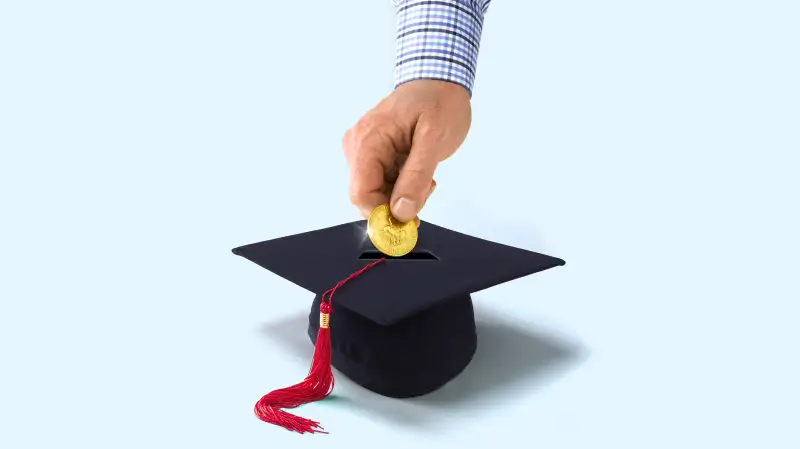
[366,204,418,257]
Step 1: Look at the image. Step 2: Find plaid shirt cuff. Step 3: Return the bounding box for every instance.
[393,0,491,97]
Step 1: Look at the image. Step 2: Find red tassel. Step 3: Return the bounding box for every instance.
[254,259,385,434]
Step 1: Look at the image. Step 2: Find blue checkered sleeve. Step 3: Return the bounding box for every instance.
[392,0,492,97]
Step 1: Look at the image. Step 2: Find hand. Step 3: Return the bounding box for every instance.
[343,80,471,224]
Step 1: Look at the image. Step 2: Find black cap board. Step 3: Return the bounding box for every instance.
[233,220,565,399]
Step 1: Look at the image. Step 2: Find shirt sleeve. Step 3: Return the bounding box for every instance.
[392,0,492,97]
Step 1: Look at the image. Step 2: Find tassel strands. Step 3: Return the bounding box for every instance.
[253,258,386,434]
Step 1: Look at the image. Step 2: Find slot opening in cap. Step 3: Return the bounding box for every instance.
[358,250,439,261]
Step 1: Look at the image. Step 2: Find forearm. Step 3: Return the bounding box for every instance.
[392,0,492,97]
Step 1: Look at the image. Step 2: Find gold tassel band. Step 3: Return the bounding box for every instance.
[320,313,330,329]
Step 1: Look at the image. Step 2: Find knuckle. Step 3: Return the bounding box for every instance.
[348,187,368,206]
[348,189,359,205]
[352,116,378,140]
[416,124,444,142]
[343,116,374,146]
[341,129,352,149]
[341,132,353,158]
[347,180,360,202]
[344,118,377,153]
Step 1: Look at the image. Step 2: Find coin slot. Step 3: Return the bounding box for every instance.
[358,250,439,261]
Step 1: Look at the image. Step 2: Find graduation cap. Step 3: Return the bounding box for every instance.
[232,220,565,434]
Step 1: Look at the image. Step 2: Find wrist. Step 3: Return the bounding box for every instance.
[395,79,471,102]
[393,0,487,97]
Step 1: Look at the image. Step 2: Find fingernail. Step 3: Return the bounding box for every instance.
[392,197,417,222]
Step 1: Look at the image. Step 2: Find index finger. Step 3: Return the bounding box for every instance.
[349,156,389,219]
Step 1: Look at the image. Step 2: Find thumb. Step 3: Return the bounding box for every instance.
[390,145,438,222]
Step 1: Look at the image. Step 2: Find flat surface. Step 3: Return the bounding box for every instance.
[233,220,565,325]
[1,1,799,448]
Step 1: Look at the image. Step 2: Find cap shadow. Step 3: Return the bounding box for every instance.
[258,305,588,429]
[410,307,589,408]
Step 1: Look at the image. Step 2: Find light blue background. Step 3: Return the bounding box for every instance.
[1,1,798,447]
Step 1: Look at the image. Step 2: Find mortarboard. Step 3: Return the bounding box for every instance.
[232,220,565,433]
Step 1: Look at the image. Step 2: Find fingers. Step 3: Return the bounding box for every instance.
[411,180,436,227]
[412,180,436,227]
[346,100,457,224]
[390,135,441,222]
[354,180,434,224]
[348,151,389,219]
[344,122,393,219]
